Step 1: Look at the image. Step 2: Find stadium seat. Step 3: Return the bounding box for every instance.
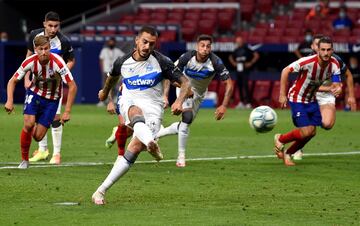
[182,27,197,42]
[198,20,216,35]
[270,81,281,108]
[252,80,272,106]
[263,36,281,44]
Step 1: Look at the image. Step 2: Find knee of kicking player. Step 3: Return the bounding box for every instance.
[321,120,335,130]
[129,115,145,128]
[181,110,193,125]
[301,126,317,138]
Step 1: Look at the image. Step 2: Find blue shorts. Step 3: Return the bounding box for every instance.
[23,90,59,128]
[289,101,322,127]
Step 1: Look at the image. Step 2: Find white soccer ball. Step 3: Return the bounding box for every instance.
[249,105,277,133]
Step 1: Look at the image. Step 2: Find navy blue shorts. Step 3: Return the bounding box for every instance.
[115,91,122,115]
[23,90,59,128]
[289,101,322,127]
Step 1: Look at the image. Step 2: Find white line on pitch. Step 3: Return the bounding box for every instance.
[1,151,360,170]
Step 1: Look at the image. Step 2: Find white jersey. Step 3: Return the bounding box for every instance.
[287,54,341,103]
[14,53,73,100]
[109,50,183,107]
[176,50,230,97]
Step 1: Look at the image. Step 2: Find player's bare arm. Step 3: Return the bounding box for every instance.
[344,68,356,111]
[162,79,170,109]
[106,93,116,114]
[279,67,290,108]
[61,80,77,124]
[215,78,234,120]
[171,76,190,115]
[4,76,18,114]
[66,58,76,70]
[99,75,119,101]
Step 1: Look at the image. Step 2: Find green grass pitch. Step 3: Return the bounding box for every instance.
[0,105,359,225]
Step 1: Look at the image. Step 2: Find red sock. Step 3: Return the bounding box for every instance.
[116,125,127,156]
[279,129,302,144]
[286,137,312,155]
[20,129,32,161]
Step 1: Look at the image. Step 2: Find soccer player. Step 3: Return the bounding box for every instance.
[274,36,342,166]
[91,26,190,205]
[25,11,76,165]
[293,34,357,160]
[156,34,234,167]
[4,35,77,169]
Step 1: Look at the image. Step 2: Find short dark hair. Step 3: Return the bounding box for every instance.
[197,34,213,43]
[45,11,60,22]
[318,36,333,48]
[138,26,158,37]
[313,34,324,42]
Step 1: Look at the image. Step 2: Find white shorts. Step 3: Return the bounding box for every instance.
[118,98,163,138]
[56,96,63,114]
[176,87,204,119]
[316,92,335,105]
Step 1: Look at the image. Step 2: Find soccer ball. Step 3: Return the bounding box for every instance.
[249,105,277,133]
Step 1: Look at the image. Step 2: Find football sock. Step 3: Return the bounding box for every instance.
[20,129,32,161]
[279,129,302,144]
[51,124,62,155]
[178,122,189,155]
[116,125,127,156]
[133,122,153,147]
[38,134,48,152]
[156,122,179,138]
[98,151,137,193]
[286,137,312,155]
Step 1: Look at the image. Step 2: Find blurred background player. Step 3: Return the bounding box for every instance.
[25,11,76,165]
[274,36,342,166]
[228,35,259,109]
[92,26,190,205]
[294,29,313,59]
[97,37,125,107]
[156,34,233,167]
[4,35,77,169]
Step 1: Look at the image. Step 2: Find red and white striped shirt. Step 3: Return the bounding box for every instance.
[14,53,73,100]
[287,54,340,103]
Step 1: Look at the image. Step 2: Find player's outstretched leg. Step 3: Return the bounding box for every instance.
[92,151,138,205]
[30,134,49,162]
[156,122,179,138]
[50,120,62,164]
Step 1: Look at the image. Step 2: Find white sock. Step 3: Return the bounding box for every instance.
[38,134,48,152]
[156,122,179,138]
[98,156,131,194]
[133,122,153,146]
[52,125,62,155]
[178,122,189,156]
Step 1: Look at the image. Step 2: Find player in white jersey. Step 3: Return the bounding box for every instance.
[156,34,234,167]
[4,35,77,169]
[92,26,190,205]
[25,11,76,165]
[274,36,342,166]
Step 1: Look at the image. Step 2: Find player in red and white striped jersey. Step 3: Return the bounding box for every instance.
[274,36,342,166]
[4,35,77,169]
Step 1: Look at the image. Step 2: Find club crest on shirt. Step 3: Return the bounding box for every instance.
[146,64,154,72]
[48,68,55,77]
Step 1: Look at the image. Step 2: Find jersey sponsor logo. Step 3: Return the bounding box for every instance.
[185,68,212,80]
[123,71,162,90]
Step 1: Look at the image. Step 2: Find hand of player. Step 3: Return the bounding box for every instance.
[279,94,287,109]
[347,96,357,111]
[171,100,183,115]
[98,89,107,101]
[163,96,169,109]
[4,102,14,114]
[60,111,71,125]
[215,105,226,120]
[107,101,116,114]
[331,86,342,97]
